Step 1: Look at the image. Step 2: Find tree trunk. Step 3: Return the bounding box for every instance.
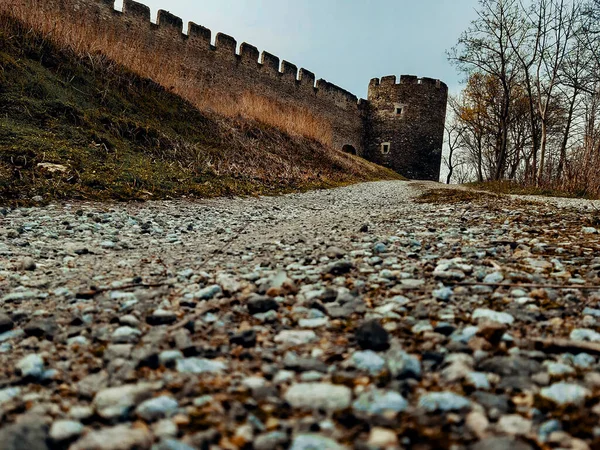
[494,97,510,181]
[557,92,577,180]
[538,120,548,184]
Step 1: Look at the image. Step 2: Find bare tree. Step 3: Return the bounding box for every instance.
[531,0,579,183]
[507,0,543,182]
[444,107,466,184]
[449,0,525,180]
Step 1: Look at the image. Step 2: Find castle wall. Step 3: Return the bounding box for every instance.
[26,0,366,154]
[367,75,448,181]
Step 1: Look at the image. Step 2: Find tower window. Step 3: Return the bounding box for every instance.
[394,104,405,116]
[381,142,391,155]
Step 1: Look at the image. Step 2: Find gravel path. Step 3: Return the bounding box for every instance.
[1,180,600,449]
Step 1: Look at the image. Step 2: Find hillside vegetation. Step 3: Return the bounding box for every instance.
[0,16,400,205]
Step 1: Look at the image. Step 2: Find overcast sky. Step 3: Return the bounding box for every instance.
[113,0,479,98]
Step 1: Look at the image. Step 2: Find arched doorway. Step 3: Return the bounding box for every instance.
[342,144,357,155]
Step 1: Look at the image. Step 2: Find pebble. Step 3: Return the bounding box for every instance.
[352,388,408,416]
[111,326,141,343]
[289,434,346,450]
[483,271,504,284]
[373,242,387,254]
[230,329,257,348]
[285,383,352,411]
[544,361,575,376]
[135,395,179,421]
[93,383,158,419]
[273,370,295,384]
[540,382,591,406]
[175,358,227,374]
[194,285,222,300]
[432,286,453,301]
[20,257,37,271]
[386,348,422,379]
[70,424,153,450]
[49,420,84,442]
[472,308,515,325]
[274,330,318,345]
[466,371,491,390]
[539,419,562,442]
[327,260,354,275]
[1,290,39,303]
[466,411,489,438]
[69,406,94,421]
[367,427,399,448]
[147,309,177,325]
[247,296,280,315]
[0,313,14,333]
[298,317,328,328]
[570,328,600,342]
[153,420,179,438]
[16,354,44,379]
[159,350,184,366]
[0,387,21,405]
[497,414,532,435]
[216,273,242,293]
[418,392,471,412]
[355,320,390,351]
[351,350,386,374]
[253,431,290,450]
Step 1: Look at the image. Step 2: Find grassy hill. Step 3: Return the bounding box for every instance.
[0,15,400,205]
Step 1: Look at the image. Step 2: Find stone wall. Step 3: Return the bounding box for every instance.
[366,75,448,180]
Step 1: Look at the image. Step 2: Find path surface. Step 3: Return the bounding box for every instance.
[1,180,600,449]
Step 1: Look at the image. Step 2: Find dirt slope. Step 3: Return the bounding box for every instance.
[0,16,400,205]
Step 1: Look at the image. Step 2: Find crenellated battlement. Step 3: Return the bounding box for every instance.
[7,0,447,181]
[369,75,448,91]
[77,0,361,104]
[122,0,149,20]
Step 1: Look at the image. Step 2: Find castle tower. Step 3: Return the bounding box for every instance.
[366,75,448,181]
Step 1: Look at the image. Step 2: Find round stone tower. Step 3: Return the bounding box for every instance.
[366,75,448,181]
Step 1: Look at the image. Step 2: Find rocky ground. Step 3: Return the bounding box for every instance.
[1,180,600,450]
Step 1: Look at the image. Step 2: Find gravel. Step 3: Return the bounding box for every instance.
[2,180,600,448]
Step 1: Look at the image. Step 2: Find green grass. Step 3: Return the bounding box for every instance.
[0,16,400,206]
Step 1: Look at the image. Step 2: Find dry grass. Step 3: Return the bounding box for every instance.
[1,0,333,146]
[416,189,500,204]
[416,188,538,212]
[202,91,333,146]
[558,149,600,199]
[470,177,600,200]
